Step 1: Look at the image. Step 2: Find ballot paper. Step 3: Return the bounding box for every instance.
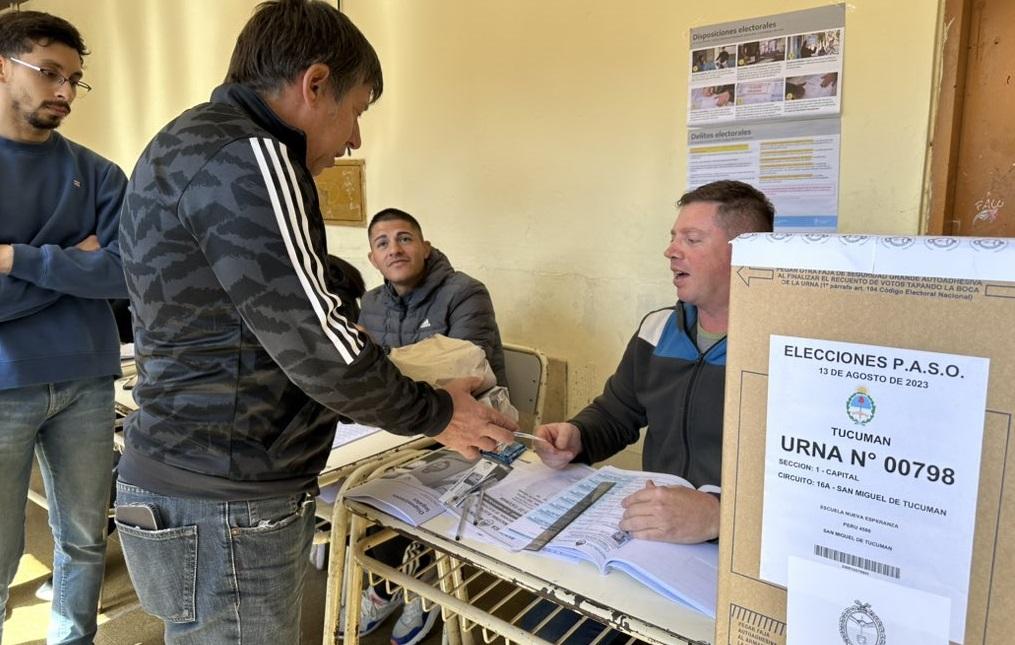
[343,449,590,539]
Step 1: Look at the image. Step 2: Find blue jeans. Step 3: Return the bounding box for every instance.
[115,482,316,644]
[0,376,114,645]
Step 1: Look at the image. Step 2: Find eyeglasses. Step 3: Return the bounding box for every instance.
[7,57,92,95]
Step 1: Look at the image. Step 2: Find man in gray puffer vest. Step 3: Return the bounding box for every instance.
[360,208,508,386]
[355,208,508,643]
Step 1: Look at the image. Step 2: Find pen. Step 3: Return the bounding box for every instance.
[513,431,551,445]
[454,493,475,541]
[472,488,486,526]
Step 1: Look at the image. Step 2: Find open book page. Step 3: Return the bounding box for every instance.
[502,466,718,615]
[343,450,591,534]
[502,466,692,553]
[455,459,593,547]
[606,537,718,617]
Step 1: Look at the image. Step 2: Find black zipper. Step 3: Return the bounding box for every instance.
[679,329,726,479]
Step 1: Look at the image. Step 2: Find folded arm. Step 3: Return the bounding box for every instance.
[3,163,128,301]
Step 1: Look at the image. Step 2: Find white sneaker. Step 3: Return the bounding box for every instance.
[390,593,441,645]
[339,586,403,638]
[35,578,53,602]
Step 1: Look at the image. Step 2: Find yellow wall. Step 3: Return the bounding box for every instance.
[7,0,263,172]
[336,0,941,445]
[7,1,941,457]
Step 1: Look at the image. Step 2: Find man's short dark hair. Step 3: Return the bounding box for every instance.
[226,0,382,103]
[367,208,424,239]
[677,180,775,237]
[0,10,88,59]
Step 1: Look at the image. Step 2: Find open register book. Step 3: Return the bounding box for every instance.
[501,466,719,617]
[344,453,717,615]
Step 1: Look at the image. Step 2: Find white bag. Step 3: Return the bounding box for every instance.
[388,335,517,421]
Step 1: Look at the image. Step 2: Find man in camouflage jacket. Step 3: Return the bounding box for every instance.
[116,1,513,641]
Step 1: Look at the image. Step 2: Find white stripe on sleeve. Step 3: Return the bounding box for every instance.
[248,137,362,364]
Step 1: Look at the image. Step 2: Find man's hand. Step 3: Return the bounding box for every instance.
[619,481,720,544]
[0,245,12,274]
[533,422,582,469]
[435,377,517,460]
[74,235,101,252]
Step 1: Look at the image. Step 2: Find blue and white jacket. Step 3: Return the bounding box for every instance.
[571,304,725,491]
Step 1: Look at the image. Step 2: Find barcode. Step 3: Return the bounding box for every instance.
[814,544,900,578]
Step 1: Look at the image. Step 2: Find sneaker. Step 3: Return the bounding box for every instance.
[35,578,54,602]
[339,586,403,638]
[390,594,441,645]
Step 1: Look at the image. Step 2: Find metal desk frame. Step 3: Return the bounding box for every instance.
[330,453,716,645]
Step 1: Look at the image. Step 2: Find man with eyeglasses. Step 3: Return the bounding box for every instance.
[0,10,127,645]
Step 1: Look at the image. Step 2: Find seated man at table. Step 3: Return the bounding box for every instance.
[536,180,774,543]
[359,207,508,386]
[528,180,772,640]
[350,207,508,643]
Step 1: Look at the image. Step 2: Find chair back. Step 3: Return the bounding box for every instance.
[503,343,566,433]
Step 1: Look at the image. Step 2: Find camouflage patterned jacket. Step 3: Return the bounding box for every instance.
[118,84,452,500]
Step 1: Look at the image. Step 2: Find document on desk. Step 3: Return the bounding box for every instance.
[502,466,720,617]
[344,449,477,525]
[344,449,592,542]
[332,421,382,448]
[457,459,592,547]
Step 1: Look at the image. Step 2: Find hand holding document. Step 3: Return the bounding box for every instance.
[385,336,519,460]
[437,377,517,460]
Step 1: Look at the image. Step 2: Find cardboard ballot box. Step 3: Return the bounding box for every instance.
[717,234,1015,645]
